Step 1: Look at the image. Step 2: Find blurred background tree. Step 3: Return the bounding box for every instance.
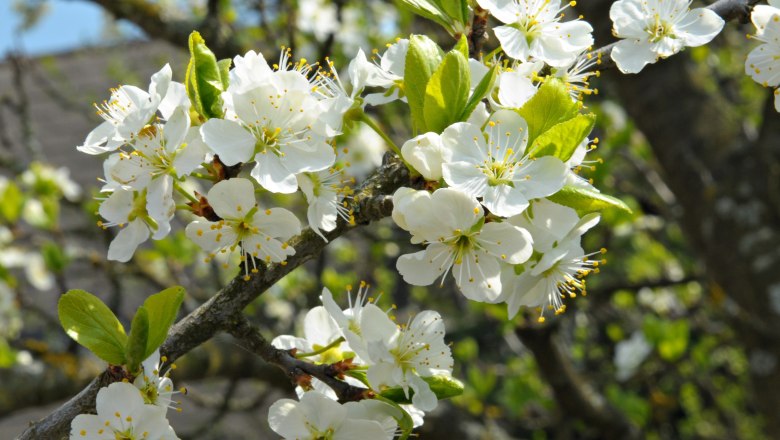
[0,0,777,438]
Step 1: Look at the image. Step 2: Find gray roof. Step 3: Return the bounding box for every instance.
[0,40,187,187]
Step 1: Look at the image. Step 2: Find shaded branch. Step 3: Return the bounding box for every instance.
[516,323,641,440]
[75,0,245,58]
[18,153,411,439]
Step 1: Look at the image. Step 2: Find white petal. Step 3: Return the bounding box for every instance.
[252,207,301,240]
[440,122,486,163]
[163,107,190,153]
[611,40,659,74]
[158,82,190,120]
[397,250,445,286]
[498,71,538,108]
[99,189,133,224]
[514,156,567,199]
[483,183,529,217]
[452,250,502,301]
[401,132,444,181]
[78,121,118,154]
[430,188,483,231]
[677,8,725,47]
[107,219,150,262]
[303,306,342,347]
[200,119,255,166]
[252,154,298,193]
[442,162,489,199]
[206,178,257,219]
[494,26,531,61]
[478,222,533,264]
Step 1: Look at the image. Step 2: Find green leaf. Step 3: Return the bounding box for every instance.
[379,374,465,403]
[547,185,632,215]
[459,64,497,122]
[440,0,468,26]
[404,35,444,133]
[517,79,579,144]
[528,113,596,161]
[125,307,150,374]
[643,317,689,362]
[58,290,127,365]
[0,182,24,224]
[185,31,226,120]
[217,58,232,90]
[142,286,185,358]
[41,241,69,274]
[453,34,469,58]
[423,50,470,133]
[395,0,451,30]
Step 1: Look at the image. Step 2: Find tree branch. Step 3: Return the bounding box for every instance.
[227,315,370,402]
[17,153,412,439]
[516,323,641,440]
[75,0,245,58]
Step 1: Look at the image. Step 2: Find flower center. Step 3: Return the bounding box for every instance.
[647,15,675,43]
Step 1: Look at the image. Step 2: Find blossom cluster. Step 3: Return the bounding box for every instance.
[70,351,182,439]
[267,284,453,437]
[746,0,780,112]
[78,50,386,268]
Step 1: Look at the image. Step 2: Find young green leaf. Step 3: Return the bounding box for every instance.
[185,31,226,120]
[142,286,185,358]
[0,182,24,224]
[405,35,444,133]
[528,113,596,161]
[378,374,465,403]
[396,0,452,31]
[125,307,150,374]
[217,58,232,90]
[517,79,579,144]
[439,0,469,27]
[459,64,497,122]
[423,50,470,133]
[58,290,127,365]
[453,33,469,58]
[41,240,70,274]
[547,185,632,214]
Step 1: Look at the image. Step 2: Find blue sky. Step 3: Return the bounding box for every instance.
[0,1,140,57]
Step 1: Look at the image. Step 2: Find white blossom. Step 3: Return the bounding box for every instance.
[297,169,355,240]
[98,188,172,262]
[79,64,188,154]
[363,308,454,411]
[108,108,207,223]
[393,188,533,302]
[614,331,652,381]
[441,110,568,217]
[362,39,409,106]
[477,0,594,67]
[610,0,725,74]
[500,200,602,319]
[134,350,180,413]
[746,0,780,111]
[70,382,177,440]
[200,54,335,194]
[184,178,301,279]
[268,391,393,440]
